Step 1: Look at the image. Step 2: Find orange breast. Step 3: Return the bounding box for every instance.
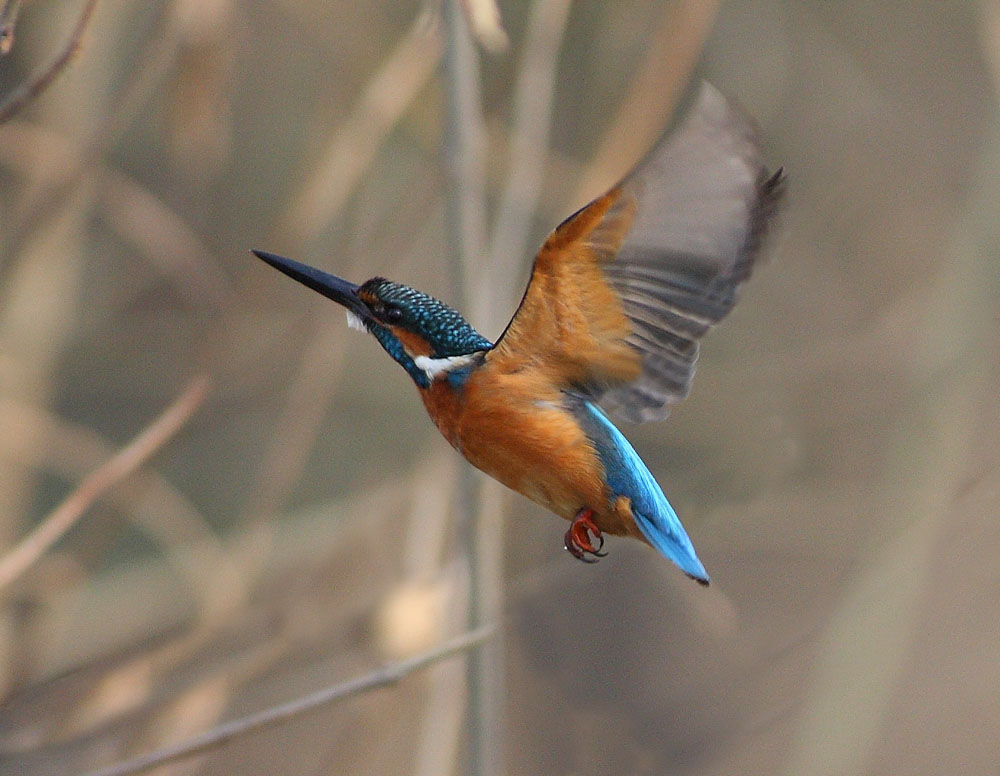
[418,368,617,527]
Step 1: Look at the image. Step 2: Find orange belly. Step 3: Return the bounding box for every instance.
[418,369,639,538]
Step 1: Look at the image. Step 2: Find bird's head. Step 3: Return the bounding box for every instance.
[253,250,491,388]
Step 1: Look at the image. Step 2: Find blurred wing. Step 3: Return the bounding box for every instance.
[487,82,784,422]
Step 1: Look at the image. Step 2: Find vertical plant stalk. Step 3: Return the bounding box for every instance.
[439,3,502,776]
[488,0,572,306]
[458,0,508,53]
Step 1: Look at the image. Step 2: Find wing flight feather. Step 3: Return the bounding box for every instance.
[488,82,784,422]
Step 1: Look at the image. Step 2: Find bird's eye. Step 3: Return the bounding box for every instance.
[384,305,404,324]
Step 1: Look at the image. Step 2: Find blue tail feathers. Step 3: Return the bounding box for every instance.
[573,398,710,584]
[632,506,709,585]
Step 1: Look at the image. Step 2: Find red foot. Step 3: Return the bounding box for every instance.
[564,508,607,563]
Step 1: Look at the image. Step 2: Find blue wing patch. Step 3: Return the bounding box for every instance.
[570,396,709,584]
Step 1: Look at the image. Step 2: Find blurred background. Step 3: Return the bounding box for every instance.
[1,0,998,774]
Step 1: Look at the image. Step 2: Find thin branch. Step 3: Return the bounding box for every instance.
[0,376,210,591]
[236,200,443,580]
[0,388,242,623]
[82,625,495,776]
[0,0,100,124]
[0,2,179,291]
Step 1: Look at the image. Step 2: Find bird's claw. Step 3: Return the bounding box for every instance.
[564,508,607,563]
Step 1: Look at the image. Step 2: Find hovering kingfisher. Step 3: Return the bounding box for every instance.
[254,83,782,585]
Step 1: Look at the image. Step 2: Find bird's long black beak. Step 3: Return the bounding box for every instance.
[252,250,372,323]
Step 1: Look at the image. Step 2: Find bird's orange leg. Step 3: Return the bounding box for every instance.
[564,507,608,563]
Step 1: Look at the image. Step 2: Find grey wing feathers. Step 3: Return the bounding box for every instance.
[597,82,784,423]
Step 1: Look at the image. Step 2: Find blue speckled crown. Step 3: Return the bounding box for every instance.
[361,278,493,357]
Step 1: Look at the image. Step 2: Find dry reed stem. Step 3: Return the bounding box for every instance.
[278,13,444,241]
[99,170,237,312]
[458,0,508,53]
[82,625,495,776]
[37,475,416,747]
[236,203,439,568]
[440,4,500,776]
[0,392,242,623]
[574,0,720,199]
[0,119,236,313]
[488,0,572,313]
[240,12,448,572]
[0,0,100,123]
[0,376,210,591]
[1,2,182,291]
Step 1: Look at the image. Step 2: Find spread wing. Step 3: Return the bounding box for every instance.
[487,82,784,422]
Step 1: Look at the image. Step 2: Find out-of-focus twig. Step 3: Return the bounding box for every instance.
[0,0,23,55]
[978,0,1000,97]
[0,377,210,592]
[236,197,441,581]
[239,11,448,582]
[488,0,572,307]
[0,390,244,623]
[0,2,182,292]
[99,170,237,312]
[0,121,237,314]
[0,0,100,124]
[278,13,444,242]
[442,0,487,311]
[575,0,720,199]
[82,625,495,776]
[781,117,1000,776]
[440,4,501,776]
[424,0,507,53]
[458,0,508,53]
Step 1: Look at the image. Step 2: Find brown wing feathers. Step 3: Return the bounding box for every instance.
[487,187,643,387]
[489,83,783,423]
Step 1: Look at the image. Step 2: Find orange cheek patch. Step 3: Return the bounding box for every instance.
[393,327,433,357]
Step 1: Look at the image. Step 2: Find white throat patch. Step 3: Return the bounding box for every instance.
[346,310,367,332]
[413,353,478,381]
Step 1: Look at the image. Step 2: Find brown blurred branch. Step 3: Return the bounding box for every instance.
[0,0,100,124]
[575,0,720,199]
[488,0,571,309]
[238,10,449,579]
[441,4,501,776]
[0,376,209,591]
[0,120,236,313]
[82,625,495,776]
[277,13,443,242]
[0,2,180,292]
[458,0,508,53]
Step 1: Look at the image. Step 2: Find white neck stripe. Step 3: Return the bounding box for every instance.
[413,353,478,381]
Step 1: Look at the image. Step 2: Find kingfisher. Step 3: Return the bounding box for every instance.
[254,83,783,585]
